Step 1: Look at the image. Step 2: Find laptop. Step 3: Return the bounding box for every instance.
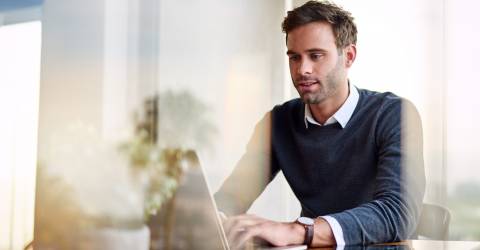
[160,153,306,250]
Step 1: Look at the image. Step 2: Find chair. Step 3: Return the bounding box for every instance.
[414,203,451,240]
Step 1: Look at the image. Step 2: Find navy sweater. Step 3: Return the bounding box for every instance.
[215,88,425,245]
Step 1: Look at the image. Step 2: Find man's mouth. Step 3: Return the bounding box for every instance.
[297,81,317,87]
[296,81,319,91]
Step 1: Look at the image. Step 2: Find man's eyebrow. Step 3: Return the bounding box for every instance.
[286,48,328,55]
[306,48,328,53]
[286,50,296,55]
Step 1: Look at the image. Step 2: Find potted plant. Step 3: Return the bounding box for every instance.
[33,90,215,250]
[120,90,216,249]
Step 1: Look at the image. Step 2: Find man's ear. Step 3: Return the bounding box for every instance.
[344,44,357,68]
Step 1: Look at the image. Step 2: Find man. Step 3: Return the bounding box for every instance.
[215,1,425,248]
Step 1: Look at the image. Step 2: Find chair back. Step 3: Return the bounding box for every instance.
[415,203,451,240]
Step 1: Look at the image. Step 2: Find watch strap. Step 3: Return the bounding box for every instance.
[304,223,314,246]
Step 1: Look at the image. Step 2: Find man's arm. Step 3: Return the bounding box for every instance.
[222,214,335,248]
[326,99,426,245]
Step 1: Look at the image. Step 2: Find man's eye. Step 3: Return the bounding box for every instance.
[310,53,323,60]
[289,55,300,61]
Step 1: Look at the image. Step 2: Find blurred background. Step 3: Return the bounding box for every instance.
[1,0,480,249]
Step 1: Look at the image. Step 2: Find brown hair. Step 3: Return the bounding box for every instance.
[282,0,357,49]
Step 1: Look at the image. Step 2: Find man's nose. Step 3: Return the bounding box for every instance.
[297,59,313,75]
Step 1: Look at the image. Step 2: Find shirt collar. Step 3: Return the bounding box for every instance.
[304,83,359,129]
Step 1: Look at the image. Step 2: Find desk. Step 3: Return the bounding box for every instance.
[308,240,480,250]
[410,240,480,250]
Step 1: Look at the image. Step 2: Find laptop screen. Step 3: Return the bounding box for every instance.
[148,165,227,250]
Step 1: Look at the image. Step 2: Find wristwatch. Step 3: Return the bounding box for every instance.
[296,216,314,246]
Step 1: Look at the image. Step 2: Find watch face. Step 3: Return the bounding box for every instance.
[297,217,314,225]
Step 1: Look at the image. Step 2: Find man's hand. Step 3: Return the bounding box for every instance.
[223,214,304,249]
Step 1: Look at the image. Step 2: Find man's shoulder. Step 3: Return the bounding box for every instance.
[271,98,304,114]
[262,98,304,128]
[356,87,405,114]
[356,87,420,128]
[357,87,402,104]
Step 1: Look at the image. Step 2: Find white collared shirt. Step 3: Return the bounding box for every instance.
[304,83,359,246]
[304,83,359,129]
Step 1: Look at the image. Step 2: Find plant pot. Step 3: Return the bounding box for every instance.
[74,224,150,250]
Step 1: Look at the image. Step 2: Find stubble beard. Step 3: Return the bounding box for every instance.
[301,78,337,104]
[297,62,344,105]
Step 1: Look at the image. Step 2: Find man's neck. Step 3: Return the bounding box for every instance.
[309,81,350,125]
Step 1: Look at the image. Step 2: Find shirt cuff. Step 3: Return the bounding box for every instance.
[321,215,345,247]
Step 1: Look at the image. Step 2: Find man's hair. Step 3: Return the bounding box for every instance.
[282,0,357,49]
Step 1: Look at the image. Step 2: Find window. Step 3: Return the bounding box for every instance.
[0,21,41,250]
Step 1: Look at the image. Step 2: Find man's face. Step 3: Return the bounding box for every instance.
[286,22,349,105]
